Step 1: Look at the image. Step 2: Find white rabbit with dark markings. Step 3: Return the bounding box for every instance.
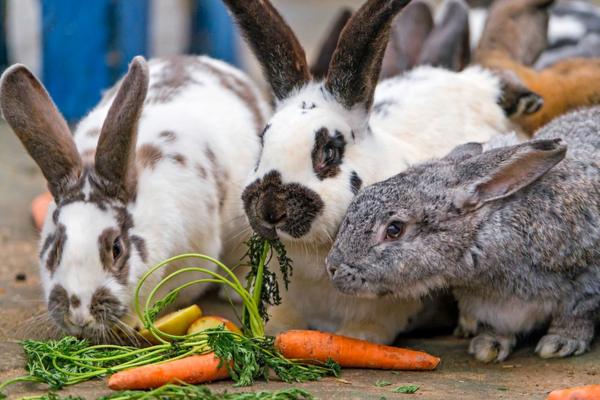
[0,56,269,343]
[327,106,600,361]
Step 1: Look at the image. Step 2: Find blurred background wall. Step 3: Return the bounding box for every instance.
[3,0,600,122]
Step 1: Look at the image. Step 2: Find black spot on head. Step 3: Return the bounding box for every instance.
[350,171,362,195]
[46,224,67,274]
[70,294,81,308]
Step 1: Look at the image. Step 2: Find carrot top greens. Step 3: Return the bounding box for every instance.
[0,235,339,399]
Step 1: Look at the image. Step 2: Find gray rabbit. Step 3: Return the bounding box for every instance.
[326,106,600,362]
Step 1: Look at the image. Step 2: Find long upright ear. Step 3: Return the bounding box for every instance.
[325,0,412,110]
[222,0,310,101]
[381,0,433,78]
[95,56,148,202]
[474,0,554,67]
[418,0,470,71]
[0,64,82,199]
[455,139,566,210]
[311,8,353,79]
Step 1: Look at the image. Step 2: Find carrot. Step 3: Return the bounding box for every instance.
[274,330,440,370]
[107,352,230,390]
[31,191,53,231]
[547,384,600,400]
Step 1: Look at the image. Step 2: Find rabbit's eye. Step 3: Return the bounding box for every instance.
[112,237,123,260]
[385,222,405,240]
[323,143,338,164]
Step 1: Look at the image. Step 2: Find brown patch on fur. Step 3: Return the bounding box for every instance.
[90,287,124,322]
[70,294,81,308]
[86,128,101,138]
[98,224,131,285]
[192,60,266,134]
[159,130,177,142]
[206,146,229,211]
[137,144,163,169]
[474,0,553,67]
[40,232,56,259]
[145,57,201,104]
[485,54,600,135]
[48,284,69,321]
[222,0,310,100]
[382,0,433,78]
[81,149,96,165]
[311,8,353,79]
[46,224,66,274]
[325,0,411,109]
[196,163,208,179]
[95,58,148,203]
[130,235,148,263]
[0,65,83,199]
[169,153,186,166]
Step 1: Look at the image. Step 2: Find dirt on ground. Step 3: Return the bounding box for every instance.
[0,122,598,399]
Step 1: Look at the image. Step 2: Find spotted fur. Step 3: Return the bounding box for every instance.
[0,55,270,343]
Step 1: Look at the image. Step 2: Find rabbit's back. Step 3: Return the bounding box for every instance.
[535,106,600,158]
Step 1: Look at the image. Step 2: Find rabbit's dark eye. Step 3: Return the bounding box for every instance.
[323,144,338,164]
[112,237,123,260]
[385,221,405,240]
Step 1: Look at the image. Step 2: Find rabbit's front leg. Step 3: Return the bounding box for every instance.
[454,311,480,338]
[469,331,517,363]
[536,271,599,358]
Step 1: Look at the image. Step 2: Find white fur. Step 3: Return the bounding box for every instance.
[39,56,270,336]
[253,65,521,343]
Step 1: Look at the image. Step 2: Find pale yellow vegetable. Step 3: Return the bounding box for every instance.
[139,304,202,344]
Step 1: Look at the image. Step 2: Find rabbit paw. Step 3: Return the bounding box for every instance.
[454,314,479,338]
[468,333,516,363]
[336,322,397,344]
[535,334,589,358]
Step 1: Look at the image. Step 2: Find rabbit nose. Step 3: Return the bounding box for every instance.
[327,263,338,278]
[264,208,286,225]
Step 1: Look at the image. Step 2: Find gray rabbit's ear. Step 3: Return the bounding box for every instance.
[417,0,470,71]
[311,8,353,79]
[325,0,412,110]
[442,142,483,163]
[222,0,310,101]
[0,64,82,199]
[95,56,149,202]
[455,139,566,209]
[381,0,433,77]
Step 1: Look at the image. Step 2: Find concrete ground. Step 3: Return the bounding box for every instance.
[0,120,598,399]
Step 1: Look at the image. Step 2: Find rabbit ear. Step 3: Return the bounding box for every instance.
[455,139,566,210]
[442,142,483,163]
[222,0,310,101]
[95,56,149,202]
[475,0,554,67]
[0,64,82,199]
[418,0,470,71]
[325,0,412,110]
[381,0,433,77]
[311,8,353,80]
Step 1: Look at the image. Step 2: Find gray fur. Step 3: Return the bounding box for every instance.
[327,107,600,362]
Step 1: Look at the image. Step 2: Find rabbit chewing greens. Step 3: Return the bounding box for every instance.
[327,107,600,362]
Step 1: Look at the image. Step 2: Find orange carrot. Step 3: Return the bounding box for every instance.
[108,353,230,390]
[31,191,53,231]
[547,385,600,400]
[275,330,440,370]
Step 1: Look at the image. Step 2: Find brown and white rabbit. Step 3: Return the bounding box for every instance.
[0,56,270,343]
